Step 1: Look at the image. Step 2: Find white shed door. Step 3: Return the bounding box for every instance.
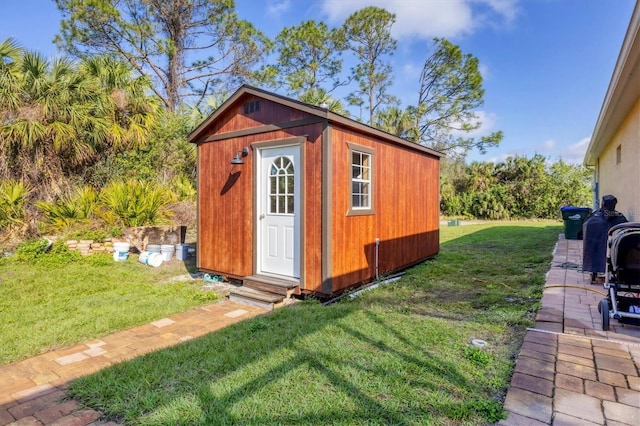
[258,146,300,278]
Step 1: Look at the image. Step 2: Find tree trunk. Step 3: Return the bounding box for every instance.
[164,0,187,112]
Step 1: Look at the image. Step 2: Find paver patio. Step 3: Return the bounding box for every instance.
[500,235,640,425]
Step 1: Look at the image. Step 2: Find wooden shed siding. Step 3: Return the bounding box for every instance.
[299,126,324,291]
[196,104,325,286]
[197,137,253,277]
[202,96,315,136]
[328,125,440,292]
[193,88,440,294]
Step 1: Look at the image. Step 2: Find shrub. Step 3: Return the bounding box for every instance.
[14,238,50,262]
[43,240,83,266]
[98,180,177,227]
[169,173,196,201]
[36,186,98,233]
[440,155,591,219]
[13,239,82,266]
[0,180,31,233]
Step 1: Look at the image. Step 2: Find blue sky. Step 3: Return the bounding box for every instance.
[0,0,636,164]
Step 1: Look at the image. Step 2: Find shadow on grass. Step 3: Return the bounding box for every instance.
[71,305,483,424]
[67,224,561,425]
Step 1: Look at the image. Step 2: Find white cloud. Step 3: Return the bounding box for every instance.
[449,110,498,139]
[480,137,589,165]
[479,0,518,23]
[402,62,422,78]
[478,63,490,80]
[557,137,590,165]
[320,0,519,40]
[538,139,556,152]
[267,0,291,17]
[472,110,498,137]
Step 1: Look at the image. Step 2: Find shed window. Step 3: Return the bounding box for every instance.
[269,156,295,215]
[348,143,375,215]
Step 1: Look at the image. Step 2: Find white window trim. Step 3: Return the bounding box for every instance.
[347,142,375,216]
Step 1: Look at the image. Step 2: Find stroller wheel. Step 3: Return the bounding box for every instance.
[590,272,597,284]
[599,299,610,331]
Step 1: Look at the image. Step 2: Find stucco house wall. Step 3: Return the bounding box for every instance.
[584,2,640,221]
[595,98,640,220]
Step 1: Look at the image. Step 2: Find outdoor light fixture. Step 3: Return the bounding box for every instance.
[319,101,329,109]
[231,147,249,165]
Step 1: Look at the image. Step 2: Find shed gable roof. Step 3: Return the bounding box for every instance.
[188,85,444,158]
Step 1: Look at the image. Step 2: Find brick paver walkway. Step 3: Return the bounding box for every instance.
[0,301,266,425]
[501,235,640,425]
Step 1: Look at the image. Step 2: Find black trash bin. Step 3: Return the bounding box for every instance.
[560,206,591,240]
[582,212,609,276]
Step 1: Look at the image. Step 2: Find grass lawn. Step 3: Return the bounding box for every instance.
[0,246,218,365]
[68,221,562,425]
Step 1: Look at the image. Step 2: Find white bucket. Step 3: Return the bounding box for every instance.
[160,244,175,261]
[146,244,161,253]
[139,251,163,267]
[113,242,130,261]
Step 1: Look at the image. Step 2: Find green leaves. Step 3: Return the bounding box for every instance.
[440,155,592,219]
[36,180,178,232]
[13,238,51,262]
[0,180,31,233]
[55,0,271,111]
[36,186,98,232]
[299,88,348,115]
[373,106,420,141]
[98,180,177,227]
[417,38,500,155]
[272,20,346,97]
[344,7,397,124]
[0,43,160,198]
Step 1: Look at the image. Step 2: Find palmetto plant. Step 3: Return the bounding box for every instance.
[299,88,348,115]
[98,180,177,227]
[3,52,104,171]
[169,173,196,201]
[36,186,98,232]
[0,179,31,233]
[374,106,420,141]
[0,40,160,198]
[0,38,22,110]
[81,55,159,150]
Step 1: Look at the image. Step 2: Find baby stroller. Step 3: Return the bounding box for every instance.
[598,222,640,330]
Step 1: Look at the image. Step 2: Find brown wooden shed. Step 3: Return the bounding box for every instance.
[188,85,442,307]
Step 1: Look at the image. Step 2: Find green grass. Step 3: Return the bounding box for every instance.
[0,245,218,365]
[68,221,561,425]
